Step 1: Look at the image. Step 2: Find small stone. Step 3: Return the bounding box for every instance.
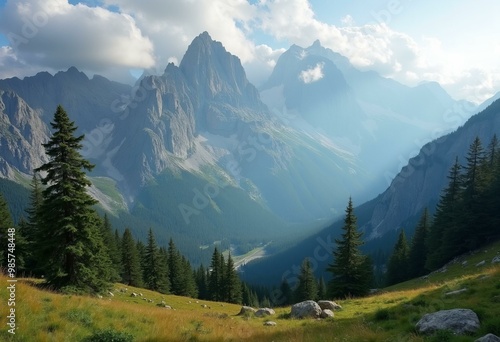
[238,306,256,315]
[317,300,342,311]
[475,333,500,342]
[130,292,138,297]
[255,308,275,317]
[263,321,277,326]
[476,260,486,267]
[320,309,334,318]
[108,292,114,297]
[492,256,500,264]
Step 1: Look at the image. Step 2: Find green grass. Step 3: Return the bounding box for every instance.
[1,240,499,341]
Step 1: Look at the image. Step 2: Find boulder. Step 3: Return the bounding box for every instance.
[492,256,500,264]
[415,309,480,335]
[291,300,322,319]
[475,334,500,342]
[255,308,275,317]
[317,300,342,311]
[130,292,138,297]
[476,260,486,267]
[238,306,256,315]
[263,321,277,326]
[320,309,334,319]
[108,291,114,297]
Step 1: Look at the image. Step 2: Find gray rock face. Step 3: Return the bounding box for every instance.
[255,308,275,317]
[415,309,480,335]
[291,300,322,319]
[0,91,49,178]
[238,306,256,315]
[317,300,342,311]
[320,309,334,318]
[475,333,500,342]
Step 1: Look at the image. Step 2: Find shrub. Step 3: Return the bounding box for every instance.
[374,308,390,321]
[82,329,134,342]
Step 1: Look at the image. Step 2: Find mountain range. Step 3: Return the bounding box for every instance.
[0,31,494,269]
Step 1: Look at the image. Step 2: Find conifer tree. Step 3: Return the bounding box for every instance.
[327,197,372,297]
[208,247,223,301]
[195,264,209,300]
[318,276,327,300]
[101,214,122,282]
[180,255,198,298]
[19,173,43,274]
[0,193,14,267]
[34,105,112,292]
[121,228,143,287]
[295,258,318,302]
[408,208,430,278]
[143,228,169,293]
[386,229,410,285]
[426,157,462,270]
[167,238,184,295]
[279,279,293,305]
[224,253,242,304]
[459,136,487,250]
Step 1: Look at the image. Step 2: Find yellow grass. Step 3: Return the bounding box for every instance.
[0,240,499,341]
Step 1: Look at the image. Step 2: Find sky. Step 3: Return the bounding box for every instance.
[0,0,499,103]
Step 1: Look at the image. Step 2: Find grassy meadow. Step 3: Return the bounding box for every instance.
[1,240,499,341]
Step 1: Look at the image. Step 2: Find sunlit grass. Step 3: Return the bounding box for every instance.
[1,240,499,341]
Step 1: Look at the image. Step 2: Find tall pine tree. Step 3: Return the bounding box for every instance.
[208,247,223,301]
[386,229,410,285]
[426,158,462,270]
[327,197,372,298]
[295,258,318,302]
[34,105,111,292]
[408,208,430,278]
[18,173,43,275]
[143,228,169,293]
[121,228,143,287]
[224,253,242,304]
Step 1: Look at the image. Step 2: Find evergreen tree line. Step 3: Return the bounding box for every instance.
[386,135,500,285]
[273,198,375,304]
[0,105,252,304]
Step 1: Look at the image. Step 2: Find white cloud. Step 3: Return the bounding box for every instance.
[0,0,154,80]
[255,0,499,103]
[0,0,498,102]
[299,62,324,84]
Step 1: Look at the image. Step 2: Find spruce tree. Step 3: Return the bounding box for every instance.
[327,197,372,297]
[317,276,327,300]
[180,255,198,298]
[0,193,14,267]
[34,105,111,292]
[143,228,169,293]
[19,173,43,274]
[224,253,242,304]
[426,157,462,270]
[279,279,293,305]
[167,238,184,295]
[295,258,318,302]
[195,264,209,300]
[459,137,487,250]
[408,208,430,278]
[386,229,410,285]
[208,247,223,301]
[121,228,143,287]
[101,214,122,282]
